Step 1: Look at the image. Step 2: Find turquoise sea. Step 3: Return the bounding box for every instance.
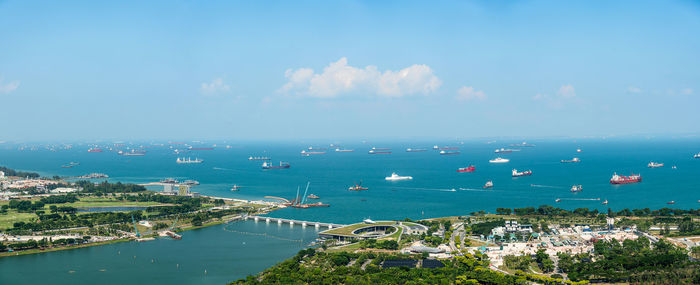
[1,138,699,284]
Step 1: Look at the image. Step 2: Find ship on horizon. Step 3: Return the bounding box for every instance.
[87,147,103,153]
[262,161,290,169]
[510,141,535,147]
[248,156,270,161]
[439,150,460,155]
[489,157,510,163]
[561,157,581,163]
[647,162,664,168]
[512,169,532,177]
[406,148,427,152]
[457,165,476,173]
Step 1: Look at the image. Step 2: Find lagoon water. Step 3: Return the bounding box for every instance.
[1,138,699,283]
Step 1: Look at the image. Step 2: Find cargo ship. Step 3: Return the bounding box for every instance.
[610,172,642,184]
[119,150,146,156]
[510,142,535,147]
[301,150,326,156]
[561,157,580,163]
[494,148,517,153]
[262,161,290,169]
[87,148,103,153]
[489,157,510,163]
[647,162,664,168]
[369,149,392,154]
[334,148,354,152]
[176,157,203,164]
[439,146,459,150]
[512,169,532,177]
[248,156,270,161]
[406,148,427,152]
[188,147,214,150]
[439,150,460,155]
[456,165,476,172]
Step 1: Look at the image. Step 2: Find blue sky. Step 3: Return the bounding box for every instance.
[0,0,699,141]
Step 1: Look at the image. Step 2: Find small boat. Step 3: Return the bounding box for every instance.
[439,150,460,155]
[432,145,439,150]
[672,166,677,169]
[555,198,561,203]
[457,165,476,173]
[406,148,427,152]
[262,161,290,169]
[231,185,241,191]
[489,157,510,163]
[348,181,368,191]
[610,172,642,184]
[385,173,412,181]
[570,185,583,192]
[576,148,582,153]
[647,162,664,168]
[483,180,493,189]
[512,169,532,177]
[694,153,700,159]
[363,219,376,224]
[602,199,608,205]
[561,157,581,163]
[667,201,675,205]
[307,194,320,199]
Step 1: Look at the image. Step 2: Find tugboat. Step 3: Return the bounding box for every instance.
[348,181,368,191]
[489,157,510,163]
[647,162,664,168]
[570,185,583,192]
[512,169,533,177]
[457,165,476,173]
[483,180,493,189]
[610,172,642,184]
[385,173,412,181]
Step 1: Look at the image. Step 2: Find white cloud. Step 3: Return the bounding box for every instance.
[456,86,486,101]
[532,93,546,100]
[681,88,693,95]
[627,86,642,94]
[557,84,576,98]
[0,78,20,94]
[280,57,442,98]
[200,78,231,94]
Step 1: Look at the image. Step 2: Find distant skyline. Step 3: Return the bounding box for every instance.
[1,0,699,141]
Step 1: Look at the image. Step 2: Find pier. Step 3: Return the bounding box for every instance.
[245,215,346,229]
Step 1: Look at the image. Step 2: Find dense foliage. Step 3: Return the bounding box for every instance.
[75,180,146,193]
[498,205,700,218]
[558,237,700,283]
[0,166,40,178]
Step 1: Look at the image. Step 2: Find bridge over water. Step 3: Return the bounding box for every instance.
[245,215,346,229]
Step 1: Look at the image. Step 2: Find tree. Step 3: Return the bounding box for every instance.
[496,208,512,215]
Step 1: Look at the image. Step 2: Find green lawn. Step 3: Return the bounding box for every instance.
[0,210,37,230]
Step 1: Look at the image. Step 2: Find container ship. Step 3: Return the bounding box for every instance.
[610,172,642,184]
[176,157,203,164]
[439,150,460,155]
[512,169,532,177]
[262,161,290,169]
[456,165,476,172]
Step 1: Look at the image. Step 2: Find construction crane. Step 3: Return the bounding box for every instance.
[131,215,141,238]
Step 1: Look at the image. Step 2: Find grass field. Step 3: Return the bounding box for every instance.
[0,210,37,229]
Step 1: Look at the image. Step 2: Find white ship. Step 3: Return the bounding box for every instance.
[176,157,203,164]
[385,173,413,181]
[489,157,510,163]
[647,161,664,168]
[334,148,354,152]
[483,180,493,189]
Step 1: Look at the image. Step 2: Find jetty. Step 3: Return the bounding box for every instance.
[244,215,346,229]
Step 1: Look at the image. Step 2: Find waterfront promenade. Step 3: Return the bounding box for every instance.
[244,215,346,229]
